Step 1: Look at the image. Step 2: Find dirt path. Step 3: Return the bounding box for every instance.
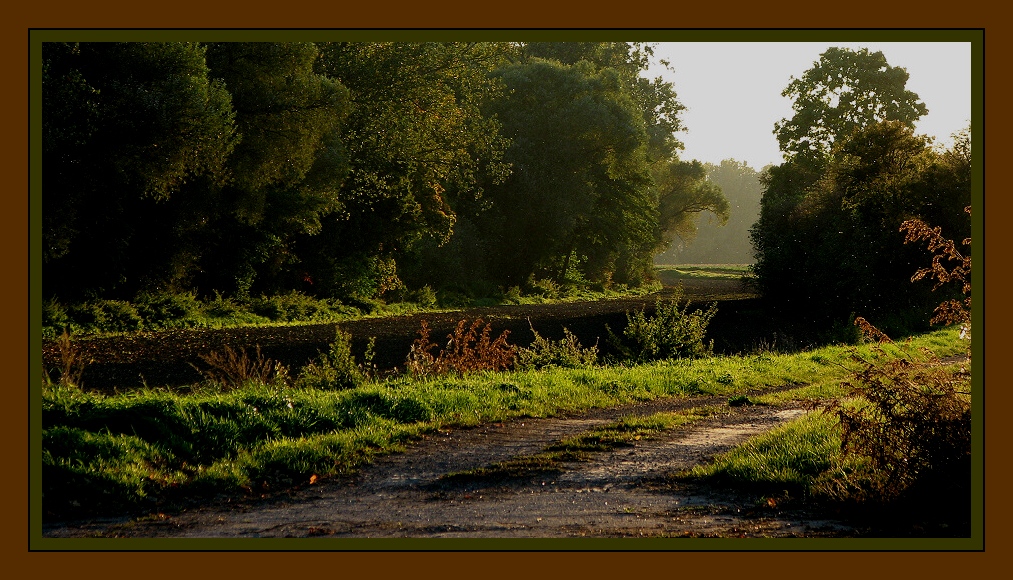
[43,389,856,539]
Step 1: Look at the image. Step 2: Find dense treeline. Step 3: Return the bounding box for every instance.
[43,41,727,305]
[749,48,971,338]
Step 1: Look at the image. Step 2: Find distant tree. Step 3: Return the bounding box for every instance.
[653,159,730,258]
[657,159,761,264]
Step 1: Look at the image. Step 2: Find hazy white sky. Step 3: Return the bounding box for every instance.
[646,42,973,170]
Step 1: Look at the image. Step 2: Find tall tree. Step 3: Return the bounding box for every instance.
[774,47,928,168]
[193,42,352,295]
[303,42,514,299]
[42,42,238,299]
[749,47,951,337]
[476,58,658,286]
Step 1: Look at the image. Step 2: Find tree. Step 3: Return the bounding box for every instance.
[303,42,514,299]
[479,58,656,286]
[42,42,238,299]
[749,48,956,338]
[192,42,352,295]
[774,47,927,168]
[657,159,762,264]
[653,159,730,256]
[752,121,970,336]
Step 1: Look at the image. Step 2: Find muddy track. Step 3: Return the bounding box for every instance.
[42,384,858,539]
[43,278,766,392]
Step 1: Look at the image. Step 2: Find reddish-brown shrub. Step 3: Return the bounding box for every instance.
[405,318,516,377]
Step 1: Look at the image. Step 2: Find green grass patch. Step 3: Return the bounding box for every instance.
[43,282,665,339]
[682,410,854,497]
[41,327,964,519]
[654,264,753,285]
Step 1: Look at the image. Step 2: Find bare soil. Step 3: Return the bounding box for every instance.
[42,388,865,539]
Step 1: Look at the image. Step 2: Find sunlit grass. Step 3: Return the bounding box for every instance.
[42,327,963,519]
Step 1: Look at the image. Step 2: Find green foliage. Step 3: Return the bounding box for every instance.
[295,330,368,390]
[247,291,353,322]
[751,122,971,336]
[134,291,204,329]
[43,42,239,298]
[608,287,718,362]
[481,56,658,286]
[515,324,599,370]
[653,158,730,254]
[775,47,927,167]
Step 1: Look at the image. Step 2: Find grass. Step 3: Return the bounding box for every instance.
[681,354,971,516]
[42,281,664,340]
[41,327,965,519]
[654,264,754,286]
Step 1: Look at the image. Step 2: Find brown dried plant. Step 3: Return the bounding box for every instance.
[43,328,90,388]
[192,344,289,389]
[900,206,972,329]
[829,207,973,503]
[405,318,516,377]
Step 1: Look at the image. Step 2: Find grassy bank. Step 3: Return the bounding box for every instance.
[40,327,965,520]
[42,278,665,340]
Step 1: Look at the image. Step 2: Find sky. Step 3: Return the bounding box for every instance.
[645,42,973,170]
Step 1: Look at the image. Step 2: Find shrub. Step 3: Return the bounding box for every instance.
[825,349,970,502]
[192,345,289,389]
[515,323,598,370]
[826,207,973,504]
[248,291,350,322]
[66,300,143,333]
[42,299,73,339]
[134,291,203,329]
[607,287,718,362]
[405,319,516,377]
[296,329,367,390]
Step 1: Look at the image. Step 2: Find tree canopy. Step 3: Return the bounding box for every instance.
[42,41,726,305]
[750,47,969,337]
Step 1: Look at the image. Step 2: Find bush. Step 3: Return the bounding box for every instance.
[248,291,351,322]
[42,299,73,339]
[516,324,598,370]
[607,287,717,362]
[66,300,143,333]
[825,348,970,502]
[405,319,516,377]
[192,345,290,390]
[296,329,367,390]
[134,291,203,329]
